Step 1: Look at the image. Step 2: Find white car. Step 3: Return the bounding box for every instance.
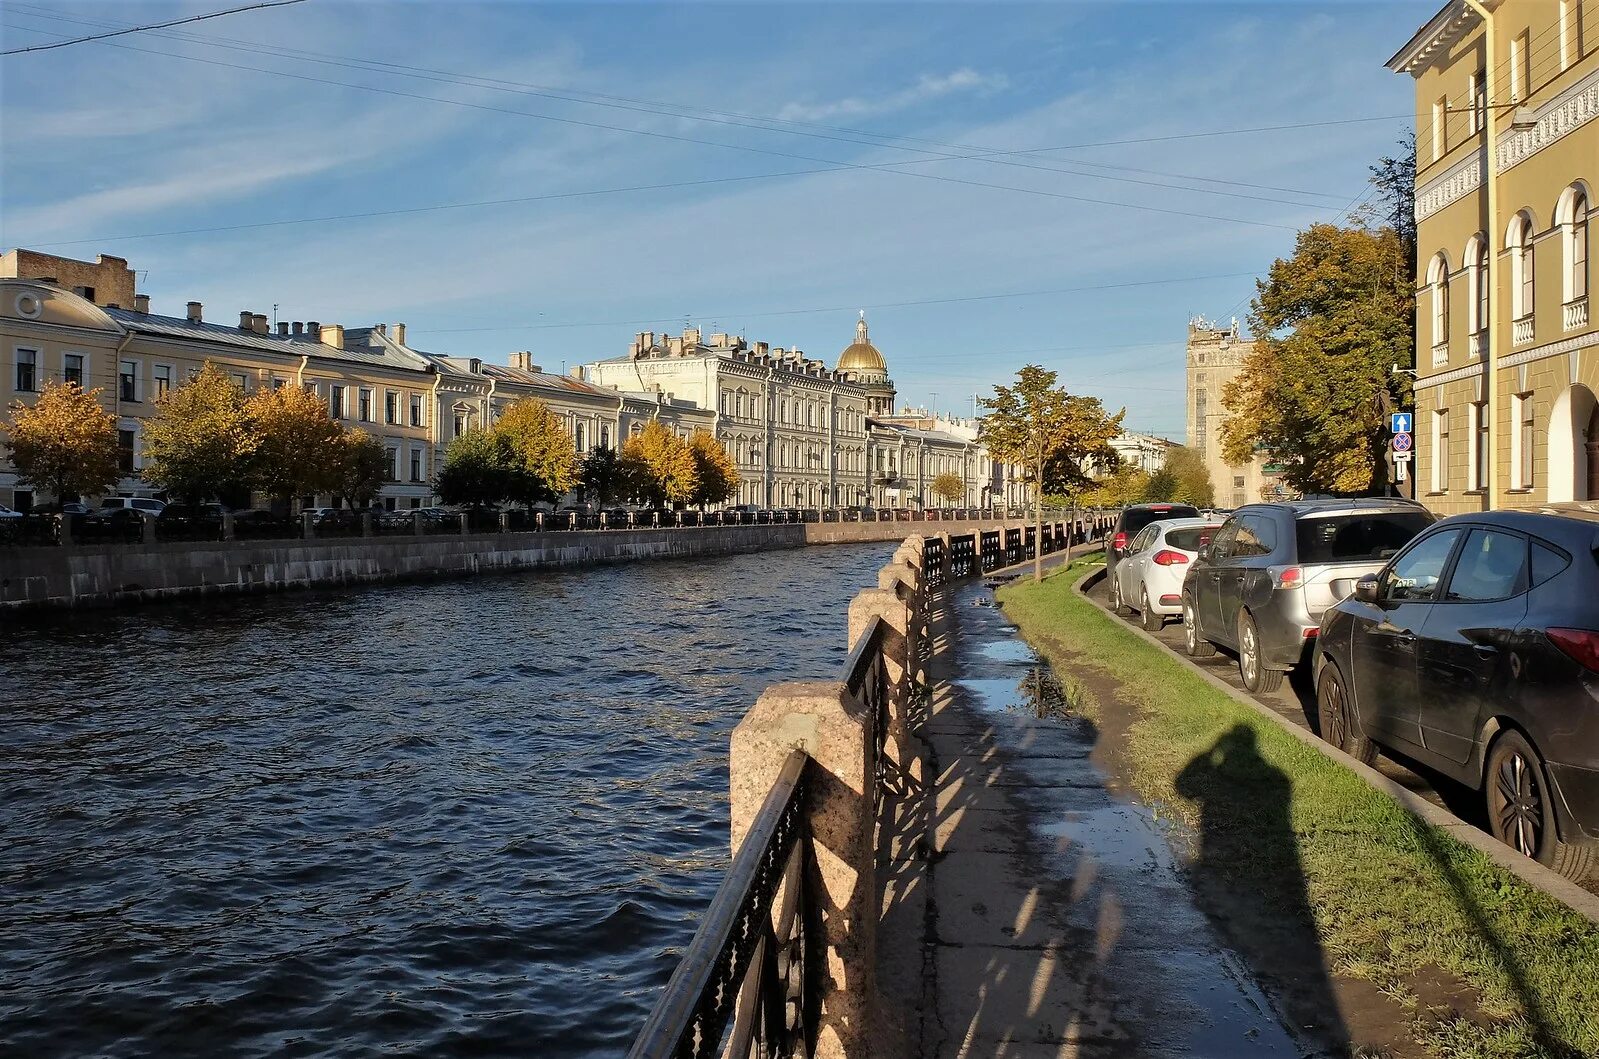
[98,496,166,515]
[0,503,21,520]
[1108,517,1224,632]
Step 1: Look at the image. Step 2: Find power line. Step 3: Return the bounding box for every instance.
[0,0,306,56]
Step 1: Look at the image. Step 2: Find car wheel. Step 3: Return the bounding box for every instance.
[1485,730,1598,882]
[1237,612,1285,693]
[1110,573,1130,616]
[1183,597,1216,658]
[1140,588,1162,632]
[1315,662,1376,765]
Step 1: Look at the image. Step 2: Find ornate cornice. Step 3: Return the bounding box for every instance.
[1415,150,1483,222]
[1496,328,1599,368]
[1414,361,1484,390]
[1497,66,1599,172]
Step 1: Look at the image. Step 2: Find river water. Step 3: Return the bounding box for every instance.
[0,542,895,1059]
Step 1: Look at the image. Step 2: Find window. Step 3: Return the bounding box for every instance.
[410,393,424,428]
[1444,529,1528,602]
[1194,390,1208,452]
[600,425,611,449]
[1470,68,1486,134]
[410,448,423,482]
[1429,253,1450,348]
[454,412,466,438]
[720,390,729,416]
[271,376,286,390]
[1432,408,1450,493]
[119,360,137,402]
[383,446,398,481]
[1380,529,1461,603]
[1565,187,1589,304]
[1469,236,1489,342]
[1510,32,1526,102]
[117,429,135,474]
[329,384,345,418]
[1233,475,1244,488]
[1531,540,1570,587]
[359,388,373,422]
[1298,511,1435,564]
[1512,214,1535,320]
[1469,401,1487,491]
[1512,392,1535,489]
[153,364,171,397]
[1432,96,1446,160]
[575,421,586,452]
[385,391,398,424]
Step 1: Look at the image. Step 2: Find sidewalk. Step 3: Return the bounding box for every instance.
[876,572,1316,1058]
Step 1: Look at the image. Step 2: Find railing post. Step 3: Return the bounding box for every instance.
[303,511,318,540]
[731,681,876,1059]
[223,511,238,541]
[500,510,513,532]
[58,514,74,550]
[535,511,546,532]
[459,511,471,535]
[141,511,159,545]
[412,510,424,536]
[599,511,609,530]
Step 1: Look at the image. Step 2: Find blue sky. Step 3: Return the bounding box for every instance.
[1,0,1434,439]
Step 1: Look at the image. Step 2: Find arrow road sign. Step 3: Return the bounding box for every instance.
[1391,412,1413,434]
[1392,432,1414,452]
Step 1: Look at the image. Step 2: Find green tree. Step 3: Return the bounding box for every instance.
[1163,445,1215,507]
[493,397,579,509]
[246,383,345,508]
[1142,466,1178,502]
[930,472,965,506]
[979,365,1124,581]
[4,381,122,504]
[1087,464,1149,507]
[140,362,256,505]
[621,420,698,509]
[579,445,626,507]
[336,428,388,508]
[686,430,740,509]
[435,429,513,508]
[1220,222,1412,495]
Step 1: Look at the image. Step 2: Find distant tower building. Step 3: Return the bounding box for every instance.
[1186,317,1281,507]
[836,312,896,416]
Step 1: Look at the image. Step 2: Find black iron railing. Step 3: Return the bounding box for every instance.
[949,533,975,579]
[627,750,817,1059]
[921,537,945,588]
[844,615,891,814]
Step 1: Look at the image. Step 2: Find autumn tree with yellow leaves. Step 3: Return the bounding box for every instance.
[622,420,698,509]
[4,382,123,505]
[141,363,257,505]
[686,429,740,509]
[493,397,579,509]
[246,382,345,508]
[930,472,965,506]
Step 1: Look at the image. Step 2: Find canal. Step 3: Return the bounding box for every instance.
[0,541,897,1059]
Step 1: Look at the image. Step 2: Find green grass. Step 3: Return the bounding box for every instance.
[997,560,1599,1059]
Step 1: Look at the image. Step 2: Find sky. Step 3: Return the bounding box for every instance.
[0,0,1436,440]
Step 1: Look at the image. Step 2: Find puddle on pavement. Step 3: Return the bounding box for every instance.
[959,665,1094,720]
[1037,803,1177,873]
[977,638,1035,664]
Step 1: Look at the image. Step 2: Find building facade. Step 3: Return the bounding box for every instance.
[1108,430,1172,475]
[1389,0,1597,512]
[1185,318,1283,507]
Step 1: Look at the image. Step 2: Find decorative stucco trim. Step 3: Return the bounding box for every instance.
[1497,66,1599,172]
[1415,150,1484,222]
[1495,328,1599,368]
[1414,361,1485,390]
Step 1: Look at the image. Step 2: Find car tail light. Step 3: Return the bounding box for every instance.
[1112,532,1127,550]
[1303,627,1319,639]
[1549,628,1599,672]
[1270,565,1304,590]
[1152,549,1189,566]
[1159,593,1182,606]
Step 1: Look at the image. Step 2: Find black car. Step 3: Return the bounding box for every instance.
[1314,505,1599,880]
[1108,503,1201,571]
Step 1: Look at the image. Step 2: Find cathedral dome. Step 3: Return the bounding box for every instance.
[837,314,887,374]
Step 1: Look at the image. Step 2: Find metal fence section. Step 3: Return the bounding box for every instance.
[948,533,976,579]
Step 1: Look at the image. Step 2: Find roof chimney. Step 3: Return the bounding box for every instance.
[292,321,303,335]
[508,351,541,372]
[392,322,405,345]
[186,301,202,322]
[277,322,290,337]
[251,313,268,335]
[320,323,344,349]
[240,310,254,330]
[307,320,320,335]
[134,293,150,314]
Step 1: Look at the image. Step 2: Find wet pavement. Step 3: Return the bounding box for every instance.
[892,578,1312,1058]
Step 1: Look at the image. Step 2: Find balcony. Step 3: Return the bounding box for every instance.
[1468,330,1485,360]
[1566,297,1590,332]
[1513,315,1535,347]
[1431,340,1450,367]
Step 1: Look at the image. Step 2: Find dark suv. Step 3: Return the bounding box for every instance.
[1314,506,1599,880]
[1108,503,1201,572]
[1182,499,1434,692]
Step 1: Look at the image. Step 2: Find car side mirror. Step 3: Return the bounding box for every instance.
[1353,575,1380,604]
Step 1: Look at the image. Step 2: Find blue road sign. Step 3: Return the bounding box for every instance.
[1391,412,1413,434]
[1392,431,1414,452]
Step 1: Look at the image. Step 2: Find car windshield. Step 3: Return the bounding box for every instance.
[1166,526,1220,552]
[1124,505,1199,536]
[1295,511,1434,564]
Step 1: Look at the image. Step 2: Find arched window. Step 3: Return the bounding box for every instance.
[1465,234,1488,344]
[1557,184,1590,315]
[1509,211,1536,322]
[1427,252,1449,350]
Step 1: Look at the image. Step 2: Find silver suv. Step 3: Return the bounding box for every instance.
[1180,499,1435,692]
[99,496,166,515]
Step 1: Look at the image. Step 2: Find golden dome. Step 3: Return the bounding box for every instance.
[837,314,887,374]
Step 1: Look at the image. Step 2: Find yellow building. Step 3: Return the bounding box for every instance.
[1389,0,1597,511]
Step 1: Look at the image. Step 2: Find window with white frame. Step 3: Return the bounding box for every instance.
[410,393,424,428]
[1469,235,1489,341]
[1429,253,1450,348]
[410,447,424,482]
[119,359,138,402]
[575,421,586,452]
[329,383,345,419]
[1469,401,1487,491]
[63,353,84,387]
[153,364,172,398]
[385,446,399,482]
[385,390,398,424]
[1512,213,1536,320]
[1432,407,1450,493]
[1511,392,1535,489]
[359,388,373,422]
[1563,186,1589,304]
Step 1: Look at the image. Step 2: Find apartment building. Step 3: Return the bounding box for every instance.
[1185,318,1283,507]
[1389,0,1597,511]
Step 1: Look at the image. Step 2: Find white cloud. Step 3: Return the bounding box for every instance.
[775,68,1009,123]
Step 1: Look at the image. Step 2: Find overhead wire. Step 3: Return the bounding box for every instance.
[0,0,306,55]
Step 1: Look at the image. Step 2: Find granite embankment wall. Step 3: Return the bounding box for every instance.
[0,525,808,610]
[802,518,1030,545]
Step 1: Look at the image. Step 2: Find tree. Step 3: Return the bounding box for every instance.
[493,397,579,509]
[930,472,965,506]
[621,420,698,509]
[1220,222,1412,495]
[686,430,740,509]
[336,429,388,508]
[140,362,256,505]
[579,446,626,508]
[1163,445,1215,507]
[1086,465,1150,507]
[435,429,513,508]
[1142,466,1178,503]
[1366,131,1417,277]
[979,365,1124,581]
[4,382,122,505]
[247,383,345,508]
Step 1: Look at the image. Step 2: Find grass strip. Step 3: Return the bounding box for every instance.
[997,560,1599,1059]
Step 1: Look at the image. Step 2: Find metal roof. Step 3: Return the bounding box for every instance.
[108,310,432,375]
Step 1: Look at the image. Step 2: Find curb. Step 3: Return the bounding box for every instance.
[1071,564,1599,928]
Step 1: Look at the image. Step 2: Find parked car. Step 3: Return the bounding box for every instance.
[32,501,92,516]
[1182,499,1435,692]
[1107,503,1202,572]
[1314,505,1599,880]
[0,503,21,520]
[158,503,229,539]
[99,496,166,515]
[1109,517,1224,632]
